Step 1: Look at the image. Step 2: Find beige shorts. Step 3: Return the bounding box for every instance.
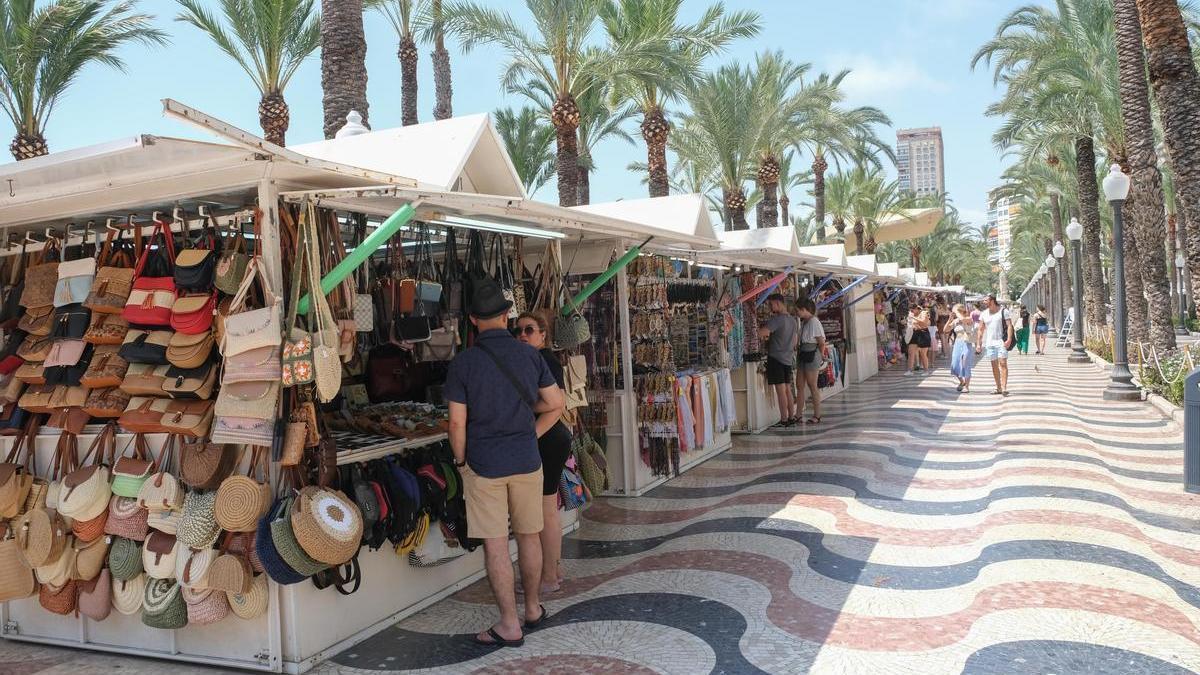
[460,466,544,539]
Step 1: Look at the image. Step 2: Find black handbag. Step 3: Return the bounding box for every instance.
[442,228,463,316]
[118,330,170,365]
[0,241,27,329]
[44,344,93,387]
[50,304,91,340]
[174,212,219,292]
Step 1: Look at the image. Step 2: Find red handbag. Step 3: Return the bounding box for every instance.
[170,292,216,334]
[0,355,22,375]
[123,220,177,327]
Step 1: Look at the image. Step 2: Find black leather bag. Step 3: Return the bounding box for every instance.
[44,344,93,387]
[50,304,91,341]
[118,330,170,365]
[0,242,28,330]
[393,315,432,343]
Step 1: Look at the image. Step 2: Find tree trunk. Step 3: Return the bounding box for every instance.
[1075,137,1108,327]
[9,130,48,160]
[258,91,290,146]
[779,194,790,226]
[1122,201,1150,346]
[853,220,865,255]
[1050,193,1072,310]
[642,105,670,198]
[812,151,827,237]
[1116,0,1176,351]
[399,35,418,126]
[551,94,581,207]
[1136,0,1200,327]
[757,154,780,228]
[1168,213,1179,313]
[832,216,845,241]
[431,0,452,121]
[320,0,369,139]
[577,164,591,206]
[723,187,749,231]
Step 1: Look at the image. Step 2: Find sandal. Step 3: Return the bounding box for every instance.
[524,604,550,631]
[956,383,964,392]
[992,389,1002,395]
[475,627,524,648]
[806,417,821,425]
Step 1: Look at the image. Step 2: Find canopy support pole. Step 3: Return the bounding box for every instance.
[807,274,835,300]
[816,275,869,310]
[616,266,637,496]
[845,281,889,308]
[563,236,653,316]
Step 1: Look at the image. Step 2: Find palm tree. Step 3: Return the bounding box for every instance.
[776,150,812,228]
[1114,0,1175,350]
[368,0,426,126]
[748,51,817,228]
[1,0,167,160]
[600,0,760,198]
[320,0,369,138]
[494,106,555,196]
[176,0,319,146]
[425,0,452,120]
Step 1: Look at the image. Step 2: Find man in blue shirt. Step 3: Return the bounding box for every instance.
[444,277,564,648]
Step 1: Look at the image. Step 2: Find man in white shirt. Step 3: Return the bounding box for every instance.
[976,294,1015,396]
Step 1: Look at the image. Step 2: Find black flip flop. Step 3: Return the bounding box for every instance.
[474,627,524,648]
[524,604,550,631]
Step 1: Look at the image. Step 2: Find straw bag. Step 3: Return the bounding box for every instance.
[214,447,271,532]
[141,578,188,629]
[214,380,279,421]
[39,579,77,615]
[71,507,108,543]
[222,344,281,383]
[0,417,37,519]
[183,585,229,626]
[270,477,329,577]
[142,530,179,579]
[177,489,220,549]
[227,572,267,619]
[58,426,113,521]
[220,258,281,358]
[78,569,112,621]
[107,536,143,581]
[227,529,263,574]
[104,495,149,541]
[111,573,145,615]
[180,440,237,490]
[71,534,109,581]
[256,497,309,585]
[215,223,249,296]
[146,510,180,536]
[34,534,76,586]
[111,434,156,498]
[137,436,183,513]
[176,544,217,590]
[14,506,67,568]
[291,485,363,566]
[207,533,252,594]
[0,525,37,602]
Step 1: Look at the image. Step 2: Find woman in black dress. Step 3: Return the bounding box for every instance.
[514,312,572,593]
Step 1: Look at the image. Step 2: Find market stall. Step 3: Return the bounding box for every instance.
[797,245,866,402]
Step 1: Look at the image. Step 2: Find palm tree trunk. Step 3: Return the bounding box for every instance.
[320,0,369,139]
[724,187,749,231]
[431,0,452,121]
[812,151,827,235]
[1116,0,1176,351]
[9,130,48,161]
[1075,136,1108,327]
[758,155,780,227]
[1122,202,1150,345]
[1168,213,1179,312]
[779,194,790,226]
[853,221,865,255]
[259,91,290,146]
[832,216,845,242]
[642,105,670,198]
[399,35,419,126]
[1050,193,1071,309]
[551,94,581,207]
[577,164,591,206]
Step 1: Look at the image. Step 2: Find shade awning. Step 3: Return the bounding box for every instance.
[841,207,944,251]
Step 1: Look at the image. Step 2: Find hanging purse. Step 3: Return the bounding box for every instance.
[123,219,177,327]
[177,544,217,591]
[50,303,92,341]
[83,386,132,419]
[0,330,26,375]
[208,531,253,594]
[170,292,217,335]
[104,494,149,541]
[39,578,78,615]
[158,399,214,438]
[20,235,61,311]
[119,329,172,365]
[162,363,217,400]
[120,364,172,397]
[0,374,22,407]
[228,571,268,618]
[214,217,251,296]
[111,572,146,615]
[141,577,189,629]
[0,242,28,329]
[118,396,171,434]
[351,215,375,332]
[18,305,53,338]
[415,323,458,362]
[167,330,215,370]
[281,219,314,387]
[177,488,220,549]
[183,585,229,626]
[174,211,218,293]
[301,202,341,401]
[214,447,272,533]
[137,435,183,512]
[13,504,68,569]
[0,523,37,602]
[108,536,143,581]
[221,254,282,357]
[111,433,156,498]
[17,335,53,363]
[290,484,364,566]
[44,339,88,368]
[85,225,136,314]
[142,529,179,579]
[17,382,53,408]
[0,417,37,519]
[83,311,129,345]
[81,345,128,388]
[54,224,97,308]
[180,439,238,490]
[58,425,114,522]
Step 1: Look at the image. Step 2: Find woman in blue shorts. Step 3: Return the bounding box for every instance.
[1032,305,1050,354]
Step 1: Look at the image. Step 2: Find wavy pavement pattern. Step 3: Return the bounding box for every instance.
[328,352,1200,674]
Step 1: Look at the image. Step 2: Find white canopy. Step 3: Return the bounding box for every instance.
[798,244,857,276]
[915,272,930,286]
[570,194,720,251]
[707,226,826,270]
[291,113,524,197]
[840,207,945,251]
[899,267,917,284]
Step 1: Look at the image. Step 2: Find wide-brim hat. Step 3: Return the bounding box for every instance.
[468,277,513,319]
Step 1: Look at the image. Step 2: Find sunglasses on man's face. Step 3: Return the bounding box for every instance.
[513,325,540,337]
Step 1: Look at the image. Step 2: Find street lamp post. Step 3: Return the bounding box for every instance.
[1045,254,1057,338]
[1176,252,1189,336]
[1053,240,1065,333]
[1066,217,1088,363]
[1102,165,1140,401]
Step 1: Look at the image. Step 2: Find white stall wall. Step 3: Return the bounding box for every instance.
[731,361,780,434]
[847,285,881,384]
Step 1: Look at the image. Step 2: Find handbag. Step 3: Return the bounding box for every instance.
[13,505,68,568]
[118,396,171,434]
[119,329,172,365]
[256,496,310,585]
[207,533,252,594]
[0,524,37,602]
[223,344,281,383]
[59,425,114,522]
[111,433,156,498]
[300,202,342,402]
[215,380,279,420]
[83,386,132,419]
[141,577,188,629]
[15,362,45,386]
[214,447,272,532]
[176,544,218,590]
[18,305,54,338]
[162,363,217,400]
[78,568,113,621]
[54,243,97,308]
[177,489,220,549]
[220,257,281,357]
[271,489,330,577]
[564,353,589,411]
[416,324,458,362]
[290,485,364,566]
[0,244,27,329]
[20,235,61,310]
[214,219,250,296]
[558,465,590,511]
[175,240,217,294]
[111,573,146,615]
[83,311,129,345]
[0,374,23,407]
[85,226,137,314]
[210,415,275,447]
[71,507,108,542]
[17,335,53,362]
[34,533,76,586]
[0,417,37,518]
[138,435,183,512]
[183,585,229,626]
[124,219,178,327]
[159,399,215,437]
[39,579,78,615]
[142,529,179,579]
[44,339,87,368]
[81,345,128,389]
[281,224,314,387]
[170,292,217,335]
[104,494,149,541]
[101,534,136,577]
[18,383,53,409]
[167,330,214,370]
[121,364,171,397]
[180,440,238,490]
[71,532,109,580]
[228,571,268,619]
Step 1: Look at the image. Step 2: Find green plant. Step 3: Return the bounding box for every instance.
[1138,348,1191,406]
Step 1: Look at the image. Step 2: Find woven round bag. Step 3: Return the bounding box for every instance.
[177,490,220,549]
[271,495,330,577]
[13,507,67,567]
[228,529,264,574]
[290,486,363,566]
[214,448,271,533]
[58,426,114,522]
[256,498,308,585]
[182,586,229,626]
[34,536,77,586]
[176,546,217,590]
[137,436,183,513]
[141,578,188,629]
[147,509,181,535]
[142,531,179,580]
[111,573,146,615]
[207,550,251,594]
[227,572,267,619]
[39,579,77,615]
[71,507,108,543]
[78,569,112,621]
[70,534,108,581]
[103,495,148,541]
[107,536,143,581]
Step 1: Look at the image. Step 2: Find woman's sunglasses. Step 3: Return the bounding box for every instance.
[512,325,540,337]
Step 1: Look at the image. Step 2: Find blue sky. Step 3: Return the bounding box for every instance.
[30,0,1031,233]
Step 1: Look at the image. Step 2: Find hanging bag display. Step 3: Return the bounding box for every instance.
[137,435,183,513]
[0,524,37,602]
[77,568,113,621]
[58,424,115,522]
[0,240,28,329]
[215,215,251,296]
[111,433,156,498]
[83,312,130,345]
[214,446,272,533]
[141,577,188,629]
[85,225,137,314]
[0,416,37,519]
[174,210,219,292]
[20,234,61,311]
[54,223,97,308]
[111,573,146,615]
[124,219,178,327]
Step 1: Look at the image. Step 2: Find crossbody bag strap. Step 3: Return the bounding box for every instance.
[475,341,535,409]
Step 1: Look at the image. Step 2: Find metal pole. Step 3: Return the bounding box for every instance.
[1104,199,1140,400]
[1180,266,1190,335]
[1055,264,1064,333]
[1070,239,1089,363]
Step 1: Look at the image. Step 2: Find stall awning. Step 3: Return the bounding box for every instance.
[841,207,944,251]
[899,267,917,284]
[915,272,930,286]
[290,113,524,198]
[702,227,826,270]
[877,262,901,280]
[798,244,858,276]
[569,194,720,251]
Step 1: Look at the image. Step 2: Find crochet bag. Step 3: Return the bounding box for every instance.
[177,489,220,549]
[13,505,68,568]
[58,426,114,522]
[39,579,77,615]
[141,578,188,629]
[180,440,238,490]
[0,416,37,519]
[183,585,229,626]
[137,435,184,513]
[0,525,37,602]
[71,534,109,581]
[214,447,271,532]
[271,481,329,577]
[34,534,76,586]
[104,495,149,541]
[107,535,143,581]
[166,330,214,370]
[111,573,146,615]
[176,544,217,590]
[71,507,108,543]
[256,496,310,585]
[78,569,112,621]
[227,572,268,619]
[111,434,156,498]
[291,485,363,566]
[207,533,252,594]
[142,530,179,580]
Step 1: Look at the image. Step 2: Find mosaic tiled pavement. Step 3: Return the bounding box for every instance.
[3,346,1199,674]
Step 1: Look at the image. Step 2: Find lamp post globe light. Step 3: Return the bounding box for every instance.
[1176,252,1189,336]
[1101,164,1140,401]
[1045,254,1057,331]
[1066,217,1089,363]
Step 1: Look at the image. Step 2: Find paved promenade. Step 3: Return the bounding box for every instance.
[3,345,1197,674]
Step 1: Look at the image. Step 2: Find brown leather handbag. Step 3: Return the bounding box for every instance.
[167,330,214,370]
[20,237,60,311]
[47,385,87,409]
[159,400,214,438]
[16,335,52,363]
[14,362,44,385]
[120,364,171,396]
[83,386,131,419]
[83,312,129,345]
[17,305,53,337]
[180,440,237,490]
[17,383,54,412]
[117,396,170,434]
[80,345,128,389]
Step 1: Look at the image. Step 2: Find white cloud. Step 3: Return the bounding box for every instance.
[827,53,949,102]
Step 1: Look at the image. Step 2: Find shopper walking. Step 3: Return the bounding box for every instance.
[445,279,564,648]
[935,296,951,359]
[905,304,932,375]
[977,294,1015,396]
[795,299,827,424]
[946,303,975,393]
[759,293,798,426]
[1014,305,1031,355]
[514,312,572,594]
[1032,305,1050,354]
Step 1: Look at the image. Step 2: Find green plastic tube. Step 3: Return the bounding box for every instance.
[298,203,415,315]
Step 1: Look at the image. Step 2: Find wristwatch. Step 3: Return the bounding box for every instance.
[453,459,467,468]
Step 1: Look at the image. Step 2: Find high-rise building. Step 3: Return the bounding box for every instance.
[986,189,1021,269]
[896,127,945,197]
